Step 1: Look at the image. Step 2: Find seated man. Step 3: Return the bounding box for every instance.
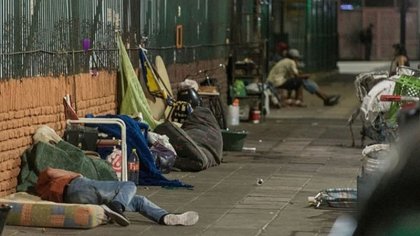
[36,167,199,226]
[267,49,305,107]
[268,48,340,107]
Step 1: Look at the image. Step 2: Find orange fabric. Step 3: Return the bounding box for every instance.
[36,167,81,203]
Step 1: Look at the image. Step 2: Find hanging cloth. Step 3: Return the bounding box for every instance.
[117,35,161,129]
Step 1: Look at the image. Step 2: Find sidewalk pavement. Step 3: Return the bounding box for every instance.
[4,72,366,236]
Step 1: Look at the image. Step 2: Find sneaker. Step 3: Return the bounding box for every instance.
[324,95,340,106]
[286,99,294,106]
[294,100,307,107]
[163,211,199,226]
[101,202,130,226]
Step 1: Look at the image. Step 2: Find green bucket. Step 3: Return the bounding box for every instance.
[222,130,248,151]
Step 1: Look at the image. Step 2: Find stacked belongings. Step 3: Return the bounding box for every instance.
[85,114,192,187]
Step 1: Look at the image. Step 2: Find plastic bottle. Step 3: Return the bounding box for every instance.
[227,98,240,126]
[128,148,140,185]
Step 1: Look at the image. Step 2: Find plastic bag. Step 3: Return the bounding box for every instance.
[233,80,247,97]
[150,143,176,174]
[106,148,122,180]
[179,79,199,91]
[148,132,177,173]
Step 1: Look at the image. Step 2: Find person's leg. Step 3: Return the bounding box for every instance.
[293,86,306,107]
[127,196,199,226]
[126,195,168,223]
[126,195,199,226]
[286,78,305,107]
[280,78,302,106]
[64,177,135,226]
[302,79,340,106]
[303,79,326,100]
[65,177,136,206]
[65,177,198,226]
[286,89,294,105]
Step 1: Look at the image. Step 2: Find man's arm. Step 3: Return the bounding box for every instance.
[42,167,81,179]
[297,73,310,79]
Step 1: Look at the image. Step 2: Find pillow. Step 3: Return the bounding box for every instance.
[0,192,107,229]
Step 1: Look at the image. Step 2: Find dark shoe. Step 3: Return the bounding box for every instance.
[101,202,130,226]
[324,95,341,106]
[163,211,199,226]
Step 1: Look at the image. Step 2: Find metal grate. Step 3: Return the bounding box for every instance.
[0,0,123,79]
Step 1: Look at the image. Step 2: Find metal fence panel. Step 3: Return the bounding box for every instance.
[133,0,231,65]
[284,0,338,72]
[0,0,123,79]
[1,0,231,79]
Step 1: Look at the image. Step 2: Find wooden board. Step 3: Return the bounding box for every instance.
[146,56,172,121]
[155,55,173,97]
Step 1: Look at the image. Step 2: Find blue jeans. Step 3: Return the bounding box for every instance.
[302,79,319,94]
[64,177,168,222]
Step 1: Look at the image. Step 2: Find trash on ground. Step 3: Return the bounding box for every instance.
[308,188,357,208]
[242,147,256,152]
[256,178,264,185]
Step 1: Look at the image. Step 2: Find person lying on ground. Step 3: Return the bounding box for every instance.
[267,48,340,107]
[36,167,199,226]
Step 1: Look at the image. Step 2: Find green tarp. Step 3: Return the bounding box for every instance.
[117,35,161,129]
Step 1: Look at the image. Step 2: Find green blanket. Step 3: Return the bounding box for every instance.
[17,141,117,193]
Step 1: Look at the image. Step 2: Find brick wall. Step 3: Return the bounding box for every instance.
[0,72,118,196]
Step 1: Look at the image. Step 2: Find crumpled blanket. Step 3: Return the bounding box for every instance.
[181,107,223,166]
[17,140,117,193]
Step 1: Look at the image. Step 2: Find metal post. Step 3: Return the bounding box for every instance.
[400,0,407,46]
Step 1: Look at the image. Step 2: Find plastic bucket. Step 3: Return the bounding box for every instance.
[361,144,391,176]
[221,130,248,151]
[227,105,240,126]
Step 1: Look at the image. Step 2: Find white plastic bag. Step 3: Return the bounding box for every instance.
[360,79,396,126]
[179,79,199,91]
[106,148,122,180]
[148,132,177,155]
